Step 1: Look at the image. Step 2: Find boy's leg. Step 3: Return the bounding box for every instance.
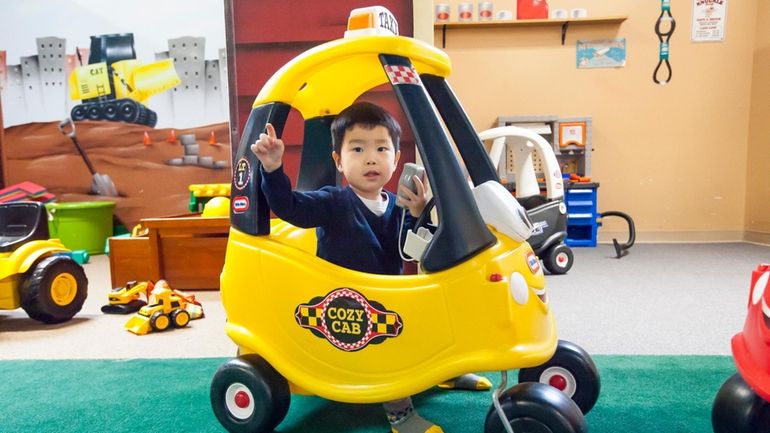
[438,373,492,391]
[384,397,443,433]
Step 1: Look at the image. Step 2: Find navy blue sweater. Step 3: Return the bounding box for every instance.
[261,166,413,275]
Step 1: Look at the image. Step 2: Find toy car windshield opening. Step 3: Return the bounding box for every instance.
[231,55,501,273]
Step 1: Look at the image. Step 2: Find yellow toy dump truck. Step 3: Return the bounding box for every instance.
[0,202,88,324]
[124,280,203,335]
[69,33,181,127]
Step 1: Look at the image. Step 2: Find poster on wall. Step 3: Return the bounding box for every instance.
[691,0,728,42]
[576,39,627,69]
[0,0,231,229]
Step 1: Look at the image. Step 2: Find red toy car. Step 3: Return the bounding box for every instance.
[712,263,770,432]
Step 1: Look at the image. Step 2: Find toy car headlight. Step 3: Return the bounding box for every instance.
[472,181,534,242]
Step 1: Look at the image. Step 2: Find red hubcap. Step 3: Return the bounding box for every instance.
[557,254,567,264]
[549,375,567,390]
[234,390,251,408]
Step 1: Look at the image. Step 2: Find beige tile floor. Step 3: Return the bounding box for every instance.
[0,254,236,360]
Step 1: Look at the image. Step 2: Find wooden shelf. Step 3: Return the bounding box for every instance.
[434,16,628,46]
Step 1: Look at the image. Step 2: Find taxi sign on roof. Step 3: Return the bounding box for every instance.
[344,6,399,38]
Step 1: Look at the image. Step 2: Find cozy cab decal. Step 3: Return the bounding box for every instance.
[295,288,403,351]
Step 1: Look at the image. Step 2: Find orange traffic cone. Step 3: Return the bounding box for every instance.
[143,131,152,146]
[167,129,177,143]
[208,131,217,145]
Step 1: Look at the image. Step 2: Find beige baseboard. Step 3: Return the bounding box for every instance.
[744,231,770,246]
[597,230,758,244]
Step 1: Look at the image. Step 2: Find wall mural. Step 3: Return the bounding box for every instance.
[0,0,230,229]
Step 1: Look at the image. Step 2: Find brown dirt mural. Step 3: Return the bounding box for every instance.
[4,120,232,229]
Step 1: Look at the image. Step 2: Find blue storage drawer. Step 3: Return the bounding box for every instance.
[565,184,599,247]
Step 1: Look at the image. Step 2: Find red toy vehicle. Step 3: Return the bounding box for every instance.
[712,263,770,432]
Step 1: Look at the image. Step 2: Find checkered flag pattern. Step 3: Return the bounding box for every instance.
[384,64,421,86]
[297,306,322,327]
[372,312,399,335]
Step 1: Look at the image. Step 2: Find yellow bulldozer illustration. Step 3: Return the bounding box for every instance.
[69,33,181,127]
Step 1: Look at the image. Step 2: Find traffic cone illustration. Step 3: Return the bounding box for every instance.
[208,131,217,145]
[143,131,152,146]
[167,129,177,143]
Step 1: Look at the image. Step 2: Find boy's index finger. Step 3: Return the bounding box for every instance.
[265,123,277,139]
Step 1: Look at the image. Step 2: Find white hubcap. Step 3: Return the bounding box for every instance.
[225,382,255,420]
[539,366,577,398]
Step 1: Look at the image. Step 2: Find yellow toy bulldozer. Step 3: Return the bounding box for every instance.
[124,280,203,335]
[101,280,153,314]
[69,33,181,127]
[0,202,88,324]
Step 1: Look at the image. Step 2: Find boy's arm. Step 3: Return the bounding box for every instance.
[261,165,334,228]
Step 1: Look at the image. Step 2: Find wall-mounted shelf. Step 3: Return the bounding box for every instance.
[434,16,628,47]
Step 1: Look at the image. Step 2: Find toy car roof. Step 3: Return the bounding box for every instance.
[254,35,451,119]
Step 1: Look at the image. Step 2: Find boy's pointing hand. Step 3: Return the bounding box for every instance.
[251,123,285,172]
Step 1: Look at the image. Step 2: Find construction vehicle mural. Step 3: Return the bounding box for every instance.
[68,33,181,127]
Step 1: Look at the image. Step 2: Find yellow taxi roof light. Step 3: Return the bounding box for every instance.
[344,6,399,38]
[348,13,374,32]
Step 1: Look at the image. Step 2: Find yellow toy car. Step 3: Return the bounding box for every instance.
[210,6,597,433]
[0,201,88,324]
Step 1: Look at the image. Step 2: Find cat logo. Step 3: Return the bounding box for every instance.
[295,288,403,352]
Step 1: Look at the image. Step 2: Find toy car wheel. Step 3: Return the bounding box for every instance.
[712,373,770,433]
[518,340,600,414]
[484,382,586,433]
[20,255,88,324]
[210,354,290,433]
[171,309,191,328]
[543,244,573,275]
[150,311,171,332]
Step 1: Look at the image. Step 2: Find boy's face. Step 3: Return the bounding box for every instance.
[332,124,400,200]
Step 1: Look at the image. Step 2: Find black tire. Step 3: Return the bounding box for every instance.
[118,100,138,122]
[519,340,600,414]
[103,102,119,120]
[210,354,290,433]
[171,309,190,328]
[71,105,87,121]
[87,104,101,120]
[544,243,573,275]
[150,311,170,332]
[712,373,770,433]
[20,255,88,324]
[484,382,587,433]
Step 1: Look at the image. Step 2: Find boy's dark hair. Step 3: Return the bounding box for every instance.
[331,102,401,153]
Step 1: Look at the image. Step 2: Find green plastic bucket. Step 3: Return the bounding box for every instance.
[45,201,115,254]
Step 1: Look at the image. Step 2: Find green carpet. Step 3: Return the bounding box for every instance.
[0,355,735,432]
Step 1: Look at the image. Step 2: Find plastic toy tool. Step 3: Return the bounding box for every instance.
[712,264,770,432]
